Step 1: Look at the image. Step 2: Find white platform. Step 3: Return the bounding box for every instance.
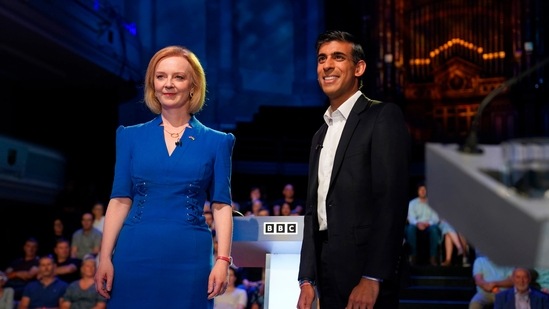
[232,216,303,268]
[232,216,316,309]
[426,143,549,267]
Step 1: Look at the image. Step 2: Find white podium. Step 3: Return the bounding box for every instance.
[232,216,311,309]
[426,143,549,267]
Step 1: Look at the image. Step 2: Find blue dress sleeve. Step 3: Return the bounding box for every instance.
[209,132,235,205]
[110,125,132,199]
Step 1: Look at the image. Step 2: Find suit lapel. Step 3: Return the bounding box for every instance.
[309,125,327,202]
[328,96,369,191]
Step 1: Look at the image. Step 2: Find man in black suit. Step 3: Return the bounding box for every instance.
[297,30,410,309]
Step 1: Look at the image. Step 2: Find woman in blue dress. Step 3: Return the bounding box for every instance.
[94,46,235,308]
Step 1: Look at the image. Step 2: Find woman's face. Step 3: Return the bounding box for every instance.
[154,56,193,110]
[92,204,104,218]
[252,200,263,212]
[53,219,64,234]
[80,259,96,279]
[250,188,261,200]
[281,203,292,216]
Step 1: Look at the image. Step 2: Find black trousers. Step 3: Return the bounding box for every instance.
[317,231,403,309]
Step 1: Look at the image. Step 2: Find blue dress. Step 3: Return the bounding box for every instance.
[107,115,235,308]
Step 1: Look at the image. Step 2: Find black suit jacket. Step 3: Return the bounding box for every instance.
[495,288,549,309]
[298,94,410,298]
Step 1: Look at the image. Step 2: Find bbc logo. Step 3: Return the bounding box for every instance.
[263,222,298,235]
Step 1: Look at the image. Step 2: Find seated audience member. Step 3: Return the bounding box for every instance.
[52,239,81,284]
[214,266,247,309]
[405,183,441,266]
[240,186,268,216]
[439,219,470,267]
[279,202,300,216]
[18,255,68,309]
[71,213,102,259]
[244,199,266,217]
[231,201,241,213]
[204,200,212,212]
[41,217,71,256]
[279,202,294,216]
[0,271,14,309]
[469,253,514,309]
[236,267,265,309]
[271,183,304,216]
[247,269,265,309]
[91,202,106,233]
[212,233,219,258]
[204,210,215,231]
[249,282,264,309]
[60,255,106,309]
[4,237,40,301]
[257,207,270,216]
[495,266,549,309]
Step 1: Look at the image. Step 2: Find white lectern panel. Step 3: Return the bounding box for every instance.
[264,253,301,309]
[232,216,315,309]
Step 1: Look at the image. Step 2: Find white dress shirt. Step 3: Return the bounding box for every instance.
[317,91,362,230]
[515,289,530,309]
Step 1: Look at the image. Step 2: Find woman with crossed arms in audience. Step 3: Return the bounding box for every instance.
[61,255,106,309]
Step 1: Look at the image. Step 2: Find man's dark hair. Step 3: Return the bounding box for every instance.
[315,30,366,64]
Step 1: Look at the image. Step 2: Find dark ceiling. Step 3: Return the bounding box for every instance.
[0,3,140,204]
[0,2,136,86]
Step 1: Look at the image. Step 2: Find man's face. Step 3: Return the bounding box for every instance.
[512,268,531,293]
[282,184,294,198]
[81,213,94,230]
[317,40,365,105]
[54,241,71,259]
[23,240,38,258]
[418,186,427,198]
[38,257,56,279]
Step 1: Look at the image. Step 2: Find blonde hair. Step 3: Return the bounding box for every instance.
[143,46,206,114]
